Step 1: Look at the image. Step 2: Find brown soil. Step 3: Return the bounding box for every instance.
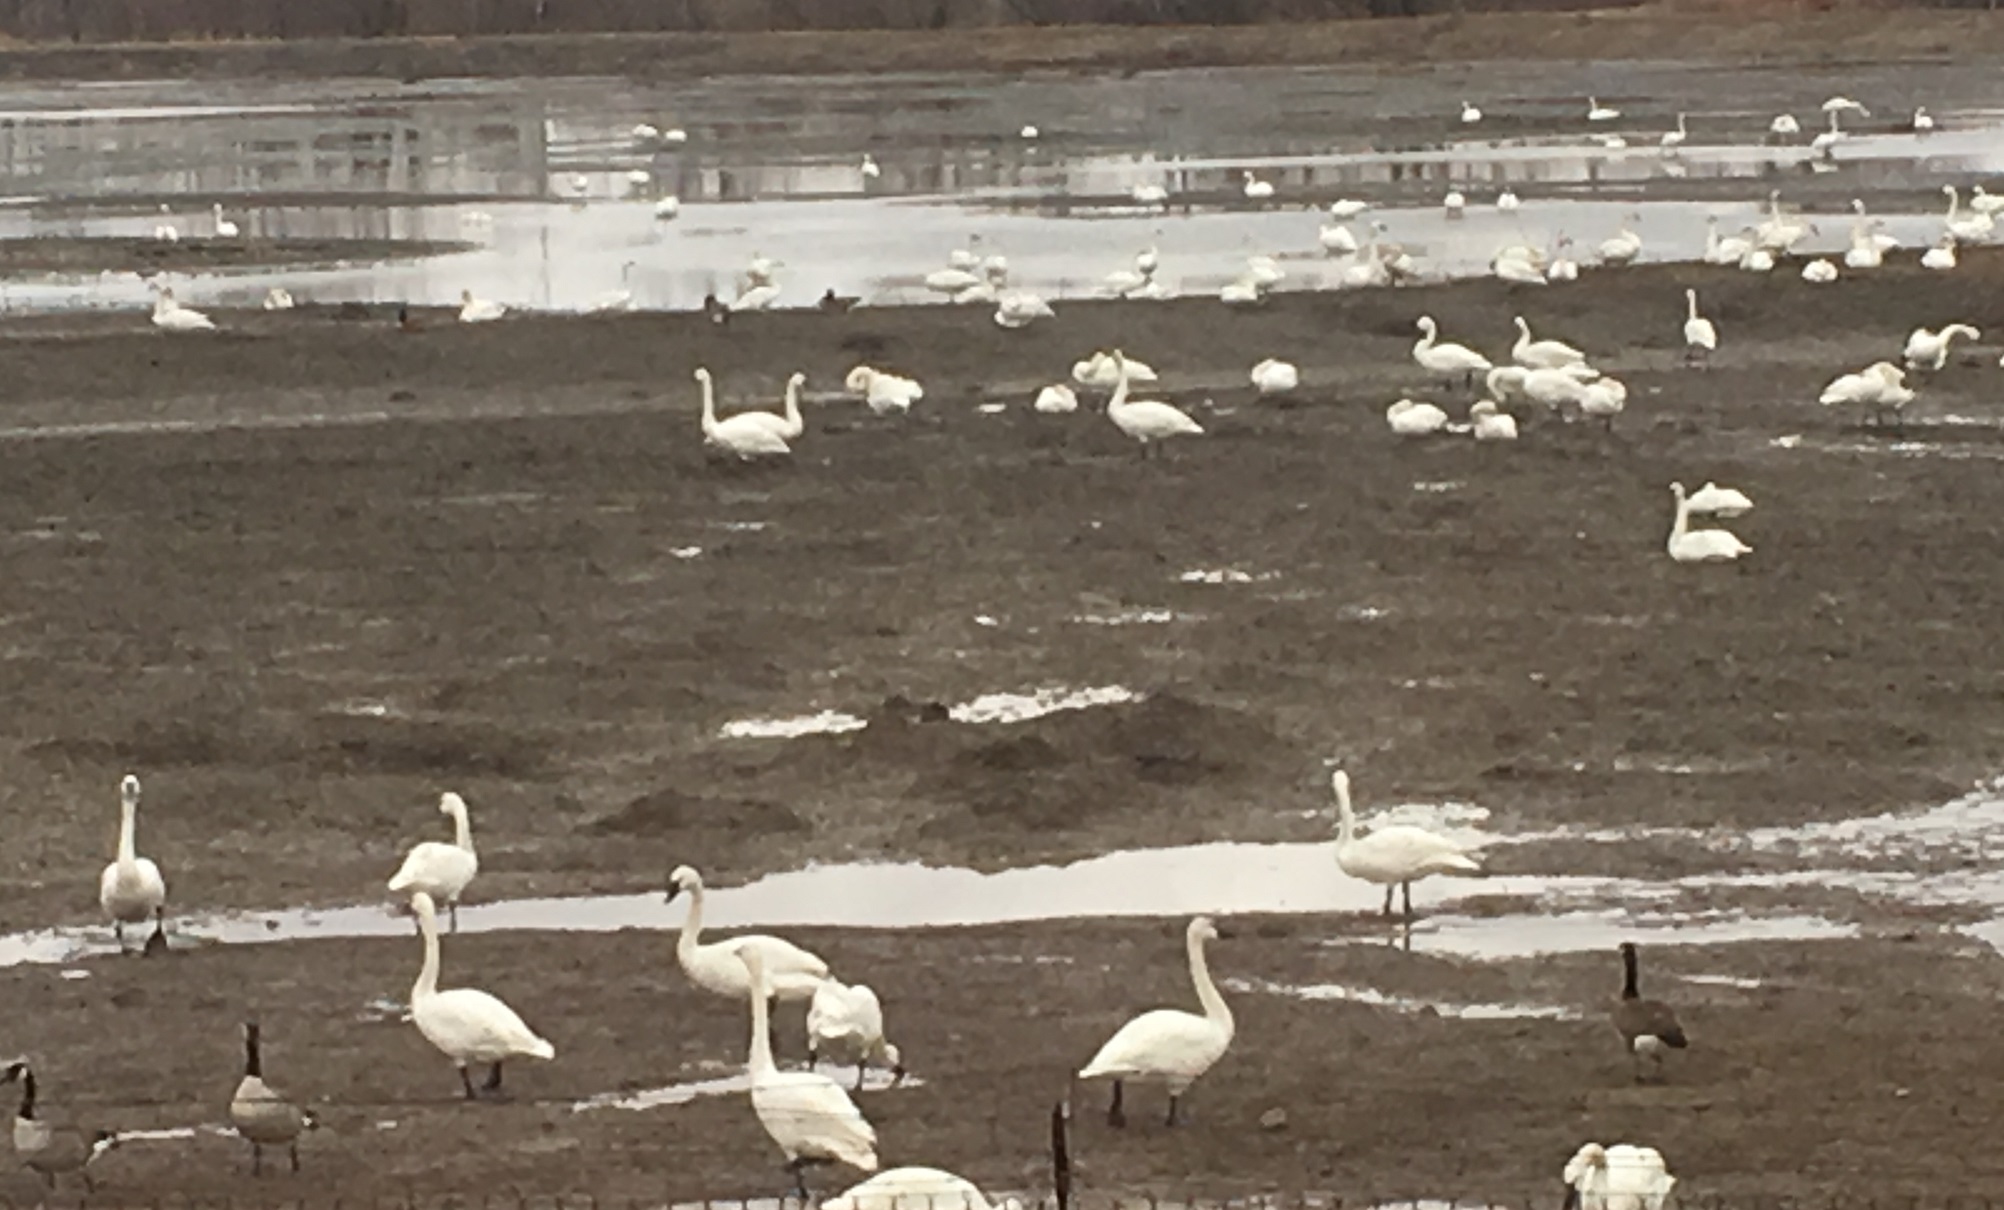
[2,246,2003,1202]
[0,237,473,277]
[3,8,2004,84]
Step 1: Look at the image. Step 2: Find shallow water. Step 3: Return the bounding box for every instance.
[1,65,2000,314]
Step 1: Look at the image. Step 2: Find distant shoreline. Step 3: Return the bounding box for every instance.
[1,8,1999,84]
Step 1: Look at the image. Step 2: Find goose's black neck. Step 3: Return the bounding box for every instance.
[17,1069,36,1120]
[1620,944,1641,1000]
[243,1025,264,1079]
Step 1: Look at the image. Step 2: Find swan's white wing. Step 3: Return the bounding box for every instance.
[755,1071,878,1168]
[822,1167,991,1210]
[730,933,830,980]
[418,988,554,1062]
[1078,1008,1229,1081]
[1344,825,1480,880]
[388,841,478,897]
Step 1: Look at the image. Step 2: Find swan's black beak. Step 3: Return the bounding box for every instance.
[663,887,681,904]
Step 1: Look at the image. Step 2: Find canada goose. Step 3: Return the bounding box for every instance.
[1610,942,1687,1082]
[2,1061,118,1191]
[229,1022,315,1175]
[818,288,859,313]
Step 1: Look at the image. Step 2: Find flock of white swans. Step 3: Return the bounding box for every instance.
[13,765,1682,1210]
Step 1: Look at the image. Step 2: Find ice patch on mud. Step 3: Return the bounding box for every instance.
[1178,568,1279,585]
[720,685,1142,739]
[1070,608,1198,626]
[719,710,869,740]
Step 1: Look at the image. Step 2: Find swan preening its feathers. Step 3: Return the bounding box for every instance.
[99,774,168,954]
[1330,770,1481,918]
[387,791,479,932]
[807,979,905,1090]
[407,890,555,1099]
[1563,1142,1676,1210]
[1077,916,1234,1128]
[741,948,879,1197]
[846,366,925,415]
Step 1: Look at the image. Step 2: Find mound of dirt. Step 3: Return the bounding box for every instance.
[585,786,806,837]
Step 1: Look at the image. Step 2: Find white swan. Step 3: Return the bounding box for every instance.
[845,366,924,415]
[1460,100,1482,124]
[1703,217,1753,266]
[1493,365,1591,413]
[1034,384,1079,414]
[407,891,553,1098]
[732,283,782,312]
[1597,219,1642,266]
[1547,238,1580,282]
[1469,400,1519,442]
[741,949,878,1196]
[1103,267,1153,297]
[1329,199,1369,220]
[1971,184,2004,215]
[1666,484,1752,564]
[1244,254,1284,289]
[1319,222,1359,255]
[1493,251,1547,286]
[807,979,904,1090]
[1821,96,1869,115]
[1512,317,1586,370]
[823,1168,1010,1210]
[1819,361,1913,425]
[1134,243,1160,275]
[1219,276,1264,306]
[1850,200,1902,252]
[665,865,830,1003]
[212,204,239,238]
[697,368,792,460]
[1331,769,1480,918]
[633,122,660,142]
[1756,191,1813,252]
[98,774,167,952]
[1578,377,1627,431]
[1413,316,1493,385]
[652,195,682,220]
[1107,349,1203,456]
[1020,124,1039,140]
[1241,171,1274,201]
[1904,323,1980,371]
[1442,188,1466,219]
[1801,258,1838,283]
[1250,358,1299,396]
[1942,186,1995,242]
[994,290,1055,329]
[1659,113,1688,152]
[1386,398,1449,436]
[457,289,505,323]
[1684,482,1753,519]
[1073,352,1156,389]
[1922,237,1958,271]
[1587,97,1620,122]
[735,372,808,442]
[1077,916,1233,1127]
[1810,109,1848,155]
[1842,226,1882,270]
[1563,1143,1676,1210]
[262,287,295,311]
[860,154,880,180]
[386,792,479,932]
[150,288,215,333]
[1682,288,1718,363]
[1769,114,1800,137]
[1497,189,1521,212]
[1739,246,1775,273]
[1131,183,1168,207]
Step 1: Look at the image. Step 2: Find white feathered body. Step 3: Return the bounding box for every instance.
[230,1075,307,1144]
[1251,358,1299,395]
[387,841,477,902]
[1684,483,1753,518]
[807,979,895,1068]
[753,1068,879,1169]
[1034,384,1079,414]
[1387,399,1449,435]
[99,856,166,923]
[1564,1143,1676,1210]
[822,1167,998,1210]
[846,366,924,415]
[683,933,829,1002]
[1078,1007,1231,1093]
[1338,825,1481,885]
[413,987,555,1065]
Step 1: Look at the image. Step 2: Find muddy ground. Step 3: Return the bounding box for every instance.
[2,242,2004,1201]
[5,7,2004,84]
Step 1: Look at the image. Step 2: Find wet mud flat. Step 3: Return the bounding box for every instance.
[7,7,2004,83]
[0,236,474,277]
[0,252,2003,926]
[4,922,2004,1202]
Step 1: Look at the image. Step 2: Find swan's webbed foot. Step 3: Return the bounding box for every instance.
[1106,1080,1127,1128]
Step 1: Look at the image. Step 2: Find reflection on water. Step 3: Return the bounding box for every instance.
[1,66,2002,313]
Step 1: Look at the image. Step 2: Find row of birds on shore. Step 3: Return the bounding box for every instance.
[35,765,1681,1210]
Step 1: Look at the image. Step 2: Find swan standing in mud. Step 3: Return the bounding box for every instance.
[1682,288,1718,365]
[1077,916,1234,1128]
[1511,316,1586,370]
[742,950,878,1196]
[665,865,831,1015]
[407,891,555,1099]
[387,792,479,932]
[1106,349,1203,456]
[807,979,905,1090]
[1412,316,1493,388]
[99,774,168,954]
[1331,770,1480,918]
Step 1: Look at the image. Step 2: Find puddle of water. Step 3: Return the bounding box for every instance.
[1224,975,1581,1021]
[1178,568,1279,585]
[574,1066,918,1112]
[719,709,869,740]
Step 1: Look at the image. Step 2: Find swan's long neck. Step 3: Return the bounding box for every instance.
[1686,293,1699,323]
[1945,189,1960,221]
[116,799,138,866]
[1187,930,1231,1029]
[677,882,705,962]
[1334,779,1357,846]
[698,376,719,436]
[1669,492,1691,543]
[783,380,802,428]
[1704,220,1719,257]
[1621,947,1641,999]
[1513,321,1530,356]
[244,1029,264,1079]
[1415,324,1436,355]
[413,905,441,1001]
[1108,358,1131,414]
[746,961,776,1076]
[449,803,474,853]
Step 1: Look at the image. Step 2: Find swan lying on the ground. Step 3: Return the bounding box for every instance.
[1666,483,1752,564]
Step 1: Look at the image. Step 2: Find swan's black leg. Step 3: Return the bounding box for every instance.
[251,1141,264,1176]
[459,1065,479,1100]
[113,921,125,949]
[788,1158,811,1200]
[485,1061,505,1093]
[1107,1079,1126,1128]
[1402,881,1415,920]
[144,908,168,957]
[449,901,460,933]
[855,1061,867,1091]
[1165,1094,1181,1127]
[1380,885,1394,917]
[289,1140,300,1172]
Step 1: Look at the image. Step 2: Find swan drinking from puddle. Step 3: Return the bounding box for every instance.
[407,891,555,1099]
[1331,770,1481,918]
[742,949,878,1196]
[1077,916,1233,1128]
[99,774,167,954]
[387,791,478,933]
